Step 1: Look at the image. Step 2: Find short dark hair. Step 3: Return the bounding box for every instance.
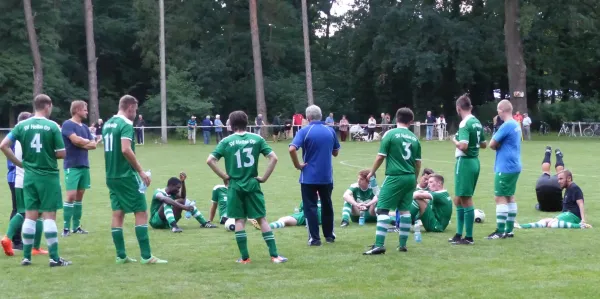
[422,168,434,176]
[560,170,573,181]
[33,94,52,111]
[430,174,444,185]
[167,177,182,187]
[456,94,472,111]
[229,110,248,131]
[17,112,31,122]
[395,107,414,125]
[119,95,138,110]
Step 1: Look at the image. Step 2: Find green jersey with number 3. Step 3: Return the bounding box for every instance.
[430,190,453,228]
[10,117,65,176]
[378,127,421,176]
[210,132,273,189]
[103,115,136,178]
[347,183,376,203]
[455,114,485,158]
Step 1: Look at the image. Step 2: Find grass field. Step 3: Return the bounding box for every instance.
[1,135,599,298]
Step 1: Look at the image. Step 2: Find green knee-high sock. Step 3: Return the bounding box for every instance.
[342,202,352,222]
[163,205,177,227]
[398,214,411,247]
[22,219,36,260]
[235,230,249,260]
[111,227,127,259]
[409,201,420,223]
[72,201,83,230]
[191,207,207,225]
[33,218,43,249]
[521,221,546,229]
[6,213,24,239]
[464,206,475,238]
[262,231,279,257]
[43,219,60,261]
[456,206,465,236]
[506,202,517,233]
[375,215,390,247]
[551,221,581,229]
[135,224,152,260]
[269,220,285,229]
[63,202,74,231]
[496,204,508,233]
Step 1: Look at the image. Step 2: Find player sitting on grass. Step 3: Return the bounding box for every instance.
[416,168,435,191]
[534,146,564,212]
[341,169,378,227]
[517,170,591,229]
[265,199,322,230]
[149,173,217,232]
[209,184,228,224]
[410,174,452,232]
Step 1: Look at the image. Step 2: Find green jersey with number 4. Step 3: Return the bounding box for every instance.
[455,114,485,158]
[103,115,136,178]
[211,185,228,217]
[347,183,376,203]
[430,190,453,228]
[10,117,65,176]
[378,127,421,176]
[210,132,273,189]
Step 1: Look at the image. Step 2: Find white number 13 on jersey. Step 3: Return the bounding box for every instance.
[234,148,255,168]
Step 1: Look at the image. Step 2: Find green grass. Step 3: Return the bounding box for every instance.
[1,136,600,298]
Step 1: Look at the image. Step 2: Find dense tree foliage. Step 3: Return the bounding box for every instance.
[1,0,599,128]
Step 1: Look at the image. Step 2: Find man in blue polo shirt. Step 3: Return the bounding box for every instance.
[201,115,212,145]
[61,100,97,236]
[289,105,340,246]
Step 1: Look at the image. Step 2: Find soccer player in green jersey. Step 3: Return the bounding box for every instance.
[450,94,487,245]
[103,95,166,264]
[411,174,453,232]
[149,173,217,232]
[341,169,378,227]
[0,95,71,266]
[206,110,287,264]
[209,184,229,224]
[364,108,421,255]
[267,199,322,230]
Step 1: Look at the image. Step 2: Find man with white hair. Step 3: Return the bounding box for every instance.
[214,114,224,143]
[289,105,340,246]
[201,115,212,145]
[425,111,435,141]
[254,114,264,136]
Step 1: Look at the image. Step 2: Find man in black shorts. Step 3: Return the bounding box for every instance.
[535,146,564,212]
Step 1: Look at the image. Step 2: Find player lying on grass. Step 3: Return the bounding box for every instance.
[209,184,228,224]
[149,173,217,232]
[341,169,378,227]
[261,199,322,230]
[534,146,564,212]
[409,174,452,232]
[517,170,591,229]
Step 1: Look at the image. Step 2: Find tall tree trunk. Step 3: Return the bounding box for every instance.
[84,0,99,124]
[301,0,314,105]
[249,0,267,133]
[23,0,43,97]
[504,0,527,113]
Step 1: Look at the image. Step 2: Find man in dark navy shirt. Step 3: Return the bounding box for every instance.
[289,105,340,246]
[61,101,97,236]
[425,111,436,141]
[518,170,591,229]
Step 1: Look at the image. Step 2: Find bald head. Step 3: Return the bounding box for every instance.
[497,99,513,121]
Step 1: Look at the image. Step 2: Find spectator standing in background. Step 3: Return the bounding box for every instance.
[272,113,282,143]
[437,114,447,141]
[339,115,349,142]
[367,115,377,142]
[325,113,335,127]
[425,111,436,141]
[293,112,303,137]
[214,114,224,143]
[135,114,145,145]
[202,115,212,145]
[188,116,197,144]
[380,112,389,134]
[283,118,292,139]
[94,119,103,142]
[255,114,264,136]
[514,111,523,124]
[522,113,532,140]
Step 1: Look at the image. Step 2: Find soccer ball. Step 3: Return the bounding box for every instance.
[225,218,236,232]
[474,209,485,223]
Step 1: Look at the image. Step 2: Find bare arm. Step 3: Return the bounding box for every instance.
[577,199,586,223]
[209,202,218,222]
[179,180,187,200]
[288,146,305,170]
[332,149,339,157]
[206,155,229,182]
[366,195,379,207]
[479,141,487,149]
[67,134,96,149]
[343,190,360,206]
[256,152,278,183]
[121,139,144,173]
[489,139,499,150]
[415,160,421,183]
[413,190,433,200]
[453,136,468,152]
[0,137,20,168]
[156,193,187,210]
[55,150,66,159]
[369,155,386,178]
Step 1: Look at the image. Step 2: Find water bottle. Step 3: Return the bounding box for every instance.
[138,170,151,192]
[185,200,196,219]
[294,207,300,214]
[369,175,380,196]
[359,210,365,226]
[414,220,422,243]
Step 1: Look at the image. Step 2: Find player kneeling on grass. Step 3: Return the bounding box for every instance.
[149,173,217,233]
[209,184,229,224]
[518,170,591,229]
[341,169,378,227]
[266,199,322,230]
[410,174,452,232]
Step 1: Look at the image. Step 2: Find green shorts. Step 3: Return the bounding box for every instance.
[227,179,266,219]
[291,212,306,226]
[106,175,147,214]
[556,211,581,224]
[149,212,169,229]
[15,188,25,213]
[454,157,480,197]
[23,173,62,212]
[65,167,91,191]
[377,174,416,211]
[494,172,520,197]
[420,202,445,232]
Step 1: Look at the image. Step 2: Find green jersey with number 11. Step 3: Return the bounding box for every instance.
[210,132,273,188]
[103,115,136,178]
[10,117,64,176]
[378,127,421,176]
[455,114,485,158]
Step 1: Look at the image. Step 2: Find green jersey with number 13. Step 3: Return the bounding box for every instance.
[103,115,136,178]
[378,127,421,176]
[455,114,485,158]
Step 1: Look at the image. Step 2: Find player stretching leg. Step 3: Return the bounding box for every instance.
[488,100,521,239]
[104,95,166,264]
[267,199,321,230]
[209,184,229,224]
[1,112,47,257]
[341,169,378,227]
[207,111,287,264]
[364,108,421,254]
[518,170,591,229]
[61,100,97,236]
[450,94,487,245]
[0,95,71,266]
